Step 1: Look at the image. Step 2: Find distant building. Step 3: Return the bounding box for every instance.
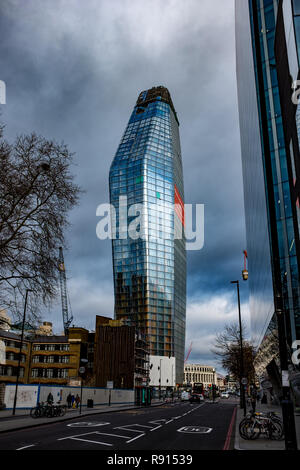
[0,330,31,384]
[0,310,11,331]
[184,364,217,388]
[109,86,186,384]
[0,314,149,400]
[0,325,93,386]
[94,315,149,403]
[35,321,53,336]
[217,374,226,391]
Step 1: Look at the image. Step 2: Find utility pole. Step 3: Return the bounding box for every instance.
[275,289,298,450]
[231,280,246,416]
[12,289,31,416]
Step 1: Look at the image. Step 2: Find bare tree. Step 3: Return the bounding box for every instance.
[0,123,81,323]
[211,322,256,383]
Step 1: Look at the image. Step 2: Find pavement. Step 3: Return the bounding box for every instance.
[234,400,300,450]
[0,399,237,450]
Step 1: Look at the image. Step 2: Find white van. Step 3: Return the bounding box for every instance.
[181,391,190,401]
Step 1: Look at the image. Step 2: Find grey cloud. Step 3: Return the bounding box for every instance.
[0,0,248,371]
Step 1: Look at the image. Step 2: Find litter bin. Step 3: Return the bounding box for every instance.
[87,399,93,408]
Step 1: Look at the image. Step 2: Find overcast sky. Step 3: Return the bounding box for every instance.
[0,0,250,374]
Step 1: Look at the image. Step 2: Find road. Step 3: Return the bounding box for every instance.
[0,398,237,451]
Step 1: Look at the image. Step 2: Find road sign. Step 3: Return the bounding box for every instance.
[107,381,114,389]
[79,366,85,374]
[241,377,248,385]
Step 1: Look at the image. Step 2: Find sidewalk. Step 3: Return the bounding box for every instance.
[0,399,165,434]
[234,401,300,450]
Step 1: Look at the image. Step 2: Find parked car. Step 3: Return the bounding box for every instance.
[221,392,229,399]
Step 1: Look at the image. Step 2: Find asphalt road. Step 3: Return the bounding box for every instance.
[0,399,237,451]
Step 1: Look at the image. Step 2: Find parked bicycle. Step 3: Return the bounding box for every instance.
[30,401,67,419]
[30,401,52,418]
[239,410,284,441]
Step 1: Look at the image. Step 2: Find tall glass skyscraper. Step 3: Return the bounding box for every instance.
[109,86,186,383]
[236,0,300,370]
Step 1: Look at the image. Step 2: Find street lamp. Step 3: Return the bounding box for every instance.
[230,280,246,416]
[12,289,32,416]
[79,358,88,415]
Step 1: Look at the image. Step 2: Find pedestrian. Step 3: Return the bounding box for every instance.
[75,394,80,408]
[47,392,54,405]
[67,393,72,409]
[71,394,75,408]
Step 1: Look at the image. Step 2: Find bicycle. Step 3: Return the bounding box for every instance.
[30,401,53,418]
[239,410,284,441]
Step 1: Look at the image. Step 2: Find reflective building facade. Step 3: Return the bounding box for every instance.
[236,0,300,358]
[109,86,186,383]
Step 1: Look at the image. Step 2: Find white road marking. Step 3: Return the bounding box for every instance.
[150,425,162,432]
[129,424,153,429]
[67,422,110,428]
[126,433,145,444]
[58,431,99,441]
[69,437,113,446]
[177,426,212,434]
[165,419,174,424]
[95,432,130,439]
[16,444,36,451]
[149,419,168,425]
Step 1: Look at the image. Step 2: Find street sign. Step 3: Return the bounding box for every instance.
[241,378,247,385]
[79,366,85,374]
[107,381,114,389]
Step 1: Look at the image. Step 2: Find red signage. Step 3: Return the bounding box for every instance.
[174,184,184,227]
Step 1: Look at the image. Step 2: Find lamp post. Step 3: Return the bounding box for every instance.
[274,287,298,450]
[230,280,246,416]
[159,359,162,399]
[12,289,31,416]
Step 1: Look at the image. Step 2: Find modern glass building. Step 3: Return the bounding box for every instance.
[236,0,300,366]
[109,86,186,384]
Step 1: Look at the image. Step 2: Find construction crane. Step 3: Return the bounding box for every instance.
[58,247,73,336]
[184,342,193,363]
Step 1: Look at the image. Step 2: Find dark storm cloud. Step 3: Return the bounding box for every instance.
[0,0,249,371]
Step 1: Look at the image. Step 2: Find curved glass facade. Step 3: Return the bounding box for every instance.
[109,86,186,383]
[236,0,275,347]
[236,0,300,348]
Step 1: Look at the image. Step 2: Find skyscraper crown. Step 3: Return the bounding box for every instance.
[136,86,179,124]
